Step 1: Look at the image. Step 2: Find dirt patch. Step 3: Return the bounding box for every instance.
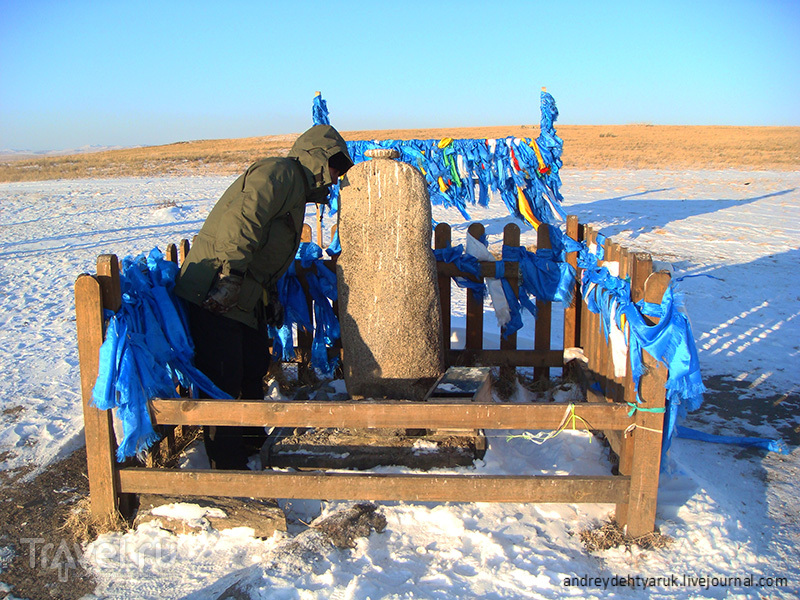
[2,405,25,420]
[0,462,35,489]
[0,448,97,599]
[682,375,800,452]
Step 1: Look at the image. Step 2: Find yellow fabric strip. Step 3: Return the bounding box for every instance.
[517,187,540,229]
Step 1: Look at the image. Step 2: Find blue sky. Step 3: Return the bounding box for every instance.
[1,0,798,152]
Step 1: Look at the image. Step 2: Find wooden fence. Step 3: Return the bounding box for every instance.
[75,215,669,537]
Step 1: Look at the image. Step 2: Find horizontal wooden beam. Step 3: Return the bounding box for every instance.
[447,349,564,368]
[279,348,563,368]
[148,399,632,430]
[119,468,629,504]
[437,261,520,281]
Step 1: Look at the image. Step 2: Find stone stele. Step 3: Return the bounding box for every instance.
[337,151,444,400]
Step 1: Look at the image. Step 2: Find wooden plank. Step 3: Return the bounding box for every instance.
[296,224,315,378]
[434,223,452,355]
[606,242,621,381]
[629,253,652,303]
[563,215,581,349]
[165,243,178,263]
[623,253,654,419]
[465,223,485,351]
[534,224,553,381]
[500,223,520,381]
[601,242,620,403]
[593,238,613,397]
[614,252,653,524]
[426,367,491,399]
[94,254,137,515]
[611,247,630,404]
[96,255,122,313]
[436,261,520,280]
[447,348,563,368]
[425,367,491,436]
[421,372,448,401]
[581,226,594,364]
[570,350,625,456]
[149,398,633,430]
[315,204,323,247]
[118,469,630,504]
[330,224,338,250]
[604,430,625,458]
[178,239,190,264]
[621,270,669,538]
[588,230,604,392]
[75,274,120,520]
[301,223,313,243]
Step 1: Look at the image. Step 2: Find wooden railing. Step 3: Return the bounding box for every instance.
[74,215,669,537]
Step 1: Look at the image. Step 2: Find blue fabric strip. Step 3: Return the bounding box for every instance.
[676,425,788,455]
[92,248,233,461]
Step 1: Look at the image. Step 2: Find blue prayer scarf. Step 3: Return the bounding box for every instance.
[92,248,231,461]
[270,242,341,376]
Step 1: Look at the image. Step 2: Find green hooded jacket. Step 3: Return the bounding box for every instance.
[174,125,351,328]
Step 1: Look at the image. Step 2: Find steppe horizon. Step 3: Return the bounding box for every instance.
[1,124,798,183]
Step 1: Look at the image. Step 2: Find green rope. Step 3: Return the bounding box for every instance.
[626,402,667,417]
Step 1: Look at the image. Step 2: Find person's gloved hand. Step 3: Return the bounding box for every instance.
[202,273,243,314]
[264,283,284,327]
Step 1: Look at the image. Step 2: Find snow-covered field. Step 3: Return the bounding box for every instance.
[0,169,798,598]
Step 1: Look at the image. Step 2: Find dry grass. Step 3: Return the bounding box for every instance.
[580,519,674,552]
[556,125,800,170]
[61,497,129,543]
[2,125,798,183]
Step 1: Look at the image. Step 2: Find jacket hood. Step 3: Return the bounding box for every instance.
[288,125,352,193]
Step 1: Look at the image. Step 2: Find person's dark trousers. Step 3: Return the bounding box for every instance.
[185,301,271,469]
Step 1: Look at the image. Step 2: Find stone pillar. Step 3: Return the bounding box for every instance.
[337,149,444,400]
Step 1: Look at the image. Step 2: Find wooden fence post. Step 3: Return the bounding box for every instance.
[434,223,452,364]
[534,225,552,381]
[75,254,127,521]
[500,223,520,381]
[96,255,122,314]
[619,270,669,538]
[605,242,621,400]
[466,223,485,355]
[75,274,118,521]
[611,247,630,404]
[316,204,324,248]
[563,215,582,349]
[584,228,601,382]
[614,252,653,524]
[178,238,191,264]
[297,224,314,379]
[96,255,138,515]
[593,238,614,397]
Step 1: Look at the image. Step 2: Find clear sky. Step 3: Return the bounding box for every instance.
[1,0,798,152]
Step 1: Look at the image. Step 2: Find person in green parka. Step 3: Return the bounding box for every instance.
[175,124,353,469]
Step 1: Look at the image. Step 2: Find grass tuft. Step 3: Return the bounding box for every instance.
[580,519,673,552]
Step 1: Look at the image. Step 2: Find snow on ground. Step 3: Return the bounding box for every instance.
[0,169,798,598]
